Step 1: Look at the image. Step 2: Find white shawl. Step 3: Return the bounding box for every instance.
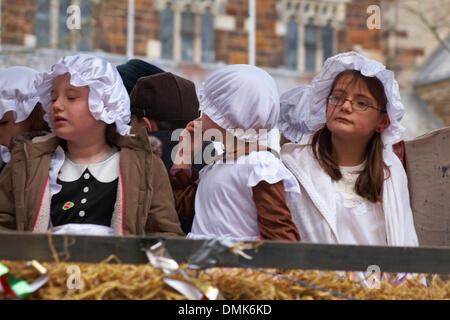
[281,135,419,247]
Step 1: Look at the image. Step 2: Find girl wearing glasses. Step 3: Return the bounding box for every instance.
[281,52,419,268]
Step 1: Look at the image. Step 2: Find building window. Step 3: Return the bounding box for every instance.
[35,0,92,50]
[279,0,344,73]
[58,0,72,49]
[304,20,318,72]
[181,6,195,61]
[35,0,50,47]
[160,3,174,60]
[284,18,298,70]
[77,0,93,51]
[201,8,215,63]
[156,0,225,63]
[322,21,334,63]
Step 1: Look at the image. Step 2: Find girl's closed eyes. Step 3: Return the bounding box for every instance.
[66,89,81,100]
[51,90,80,103]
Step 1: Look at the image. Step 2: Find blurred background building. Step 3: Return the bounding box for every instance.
[0,0,448,140]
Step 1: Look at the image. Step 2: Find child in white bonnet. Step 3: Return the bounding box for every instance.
[170,64,300,242]
[280,51,423,286]
[0,66,49,170]
[0,54,184,237]
[278,84,320,146]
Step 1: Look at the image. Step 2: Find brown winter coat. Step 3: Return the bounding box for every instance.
[0,128,184,237]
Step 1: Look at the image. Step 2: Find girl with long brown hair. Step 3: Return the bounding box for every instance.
[281,52,422,286]
[281,52,419,249]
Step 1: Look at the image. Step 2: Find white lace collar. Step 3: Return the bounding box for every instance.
[58,147,120,183]
[336,160,368,208]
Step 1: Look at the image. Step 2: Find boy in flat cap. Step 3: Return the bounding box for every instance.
[126,69,212,234]
[129,71,203,170]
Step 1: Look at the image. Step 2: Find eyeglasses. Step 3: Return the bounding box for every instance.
[327,95,381,112]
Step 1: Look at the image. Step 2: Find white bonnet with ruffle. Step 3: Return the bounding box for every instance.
[199,64,280,143]
[0,66,40,123]
[279,84,324,143]
[35,54,131,135]
[306,51,405,145]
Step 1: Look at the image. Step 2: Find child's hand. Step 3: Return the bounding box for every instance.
[172,118,203,169]
[182,118,203,154]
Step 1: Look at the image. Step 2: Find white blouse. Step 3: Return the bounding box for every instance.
[334,162,387,246]
[187,150,300,241]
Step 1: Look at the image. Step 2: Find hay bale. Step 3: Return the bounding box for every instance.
[1,259,448,300]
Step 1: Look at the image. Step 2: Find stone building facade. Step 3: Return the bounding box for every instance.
[1,0,382,73]
[380,0,450,90]
[1,0,448,134]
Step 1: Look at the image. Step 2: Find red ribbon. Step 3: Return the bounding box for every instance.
[0,274,18,298]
